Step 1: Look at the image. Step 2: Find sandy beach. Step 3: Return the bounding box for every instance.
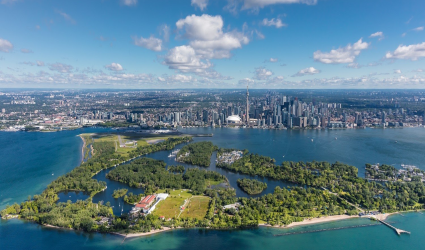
[259,212,397,229]
[78,135,86,162]
[113,227,175,238]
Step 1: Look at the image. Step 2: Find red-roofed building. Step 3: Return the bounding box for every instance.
[135,195,157,212]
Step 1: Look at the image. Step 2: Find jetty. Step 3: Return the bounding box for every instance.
[374,217,410,235]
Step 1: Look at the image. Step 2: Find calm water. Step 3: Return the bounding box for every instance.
[2,127,425,249]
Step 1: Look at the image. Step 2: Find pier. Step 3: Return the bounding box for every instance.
[374,218,410,235]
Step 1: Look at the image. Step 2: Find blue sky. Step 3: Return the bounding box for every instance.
[0,0,424,89]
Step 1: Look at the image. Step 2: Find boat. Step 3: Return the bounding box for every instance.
[52,173,54,176]
[311,139,313,142]
[335,137,337,140]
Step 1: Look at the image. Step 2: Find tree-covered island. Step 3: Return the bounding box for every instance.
[176,141,218,167]
[2,139,425,236]
[237,179,268,195]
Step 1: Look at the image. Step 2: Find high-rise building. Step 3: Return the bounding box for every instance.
[203,110,208,123]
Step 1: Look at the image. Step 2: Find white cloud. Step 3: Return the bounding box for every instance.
[413,26,424,32]
[55,10,76,24]
[242,0,317,10]
[105,63,124,71]
[261,18,286,28]
[313,38,369,64]
[49,63,73,73]
[166,14,249,77]
[176,14,249,60]
[413,69,424,73]
[386,42,425,61]
[191,0,208,10]
[369,31,384,41]
[269,58,278,62]
[254,67,273,80]
[120,0,137,6]
[176,14,224,41]
[133,36,163,51]
[164,45,211,73]
[292,67,320,77]
[36,61,44,66]
[21,48,33,53]
[394,69,402,74]
[0,38,13,52]
[170,74,196,83]
[160,24,170,42]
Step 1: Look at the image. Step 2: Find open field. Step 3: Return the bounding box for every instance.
[80,133,183,157]
[153,190,192,219]
[180,196,210,220]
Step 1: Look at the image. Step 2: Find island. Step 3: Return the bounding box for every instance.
[112,189,128,198]
[2,137,425,236]
[237,178,267,195]
[176,141,218,167]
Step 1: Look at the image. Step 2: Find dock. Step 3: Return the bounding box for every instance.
[375,218,410,235]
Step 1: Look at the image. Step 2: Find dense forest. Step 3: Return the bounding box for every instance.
[167,165,185,173]
[237,179,268,195]
[106,157,226,195]
[217,152,425,212]
[177,141,218,167]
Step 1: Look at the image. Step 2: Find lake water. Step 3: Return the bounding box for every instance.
[1,127,425,249]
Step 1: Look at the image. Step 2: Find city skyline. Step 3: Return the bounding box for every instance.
[0,0,425,89]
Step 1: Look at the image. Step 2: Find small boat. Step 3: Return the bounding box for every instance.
[52,173,54,176]
[282,155,285,158]
[335,137,337,140]
[311,139,313,142]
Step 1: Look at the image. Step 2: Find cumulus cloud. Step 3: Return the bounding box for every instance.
[385,42,425,61]
[21,48,33,53]
[36,61,44,66]
[105,63,123,71]
[49,63,73,73]
[413,26,424,32]
[268,58,278,62]
[191,0,208,10]
[176,14,224,41]
[261,18,286,28]
[0,38,13,52]
[165,14,249,77]
[253,67,273,80]
[175,14,249,59]
[292,67,320,77]
[120,0,137,6]
[133,35,163,51]
[164,45,211,73]
[313,38,369,64]
[55,10,76,24]
[394,69,402,74]
[369,31,384,41]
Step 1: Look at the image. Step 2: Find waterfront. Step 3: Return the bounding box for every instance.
[2,127,425,249]
[1,212,424,250]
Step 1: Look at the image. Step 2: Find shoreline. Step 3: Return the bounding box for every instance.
[259,212,397,229]
[78,134,86,163]
[112,227,176,238]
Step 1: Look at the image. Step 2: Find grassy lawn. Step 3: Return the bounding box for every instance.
[153,190,192,219]
[206,179,224,186]
[84,133,182,158]
[180,196,210,220]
